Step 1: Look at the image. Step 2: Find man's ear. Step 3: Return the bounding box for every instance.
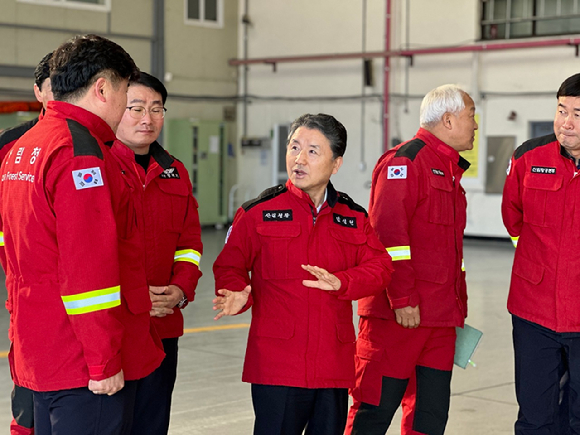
[33,84,43,104]
[442,112,453,131]
[332,156,343,175]
[94,77,108,103]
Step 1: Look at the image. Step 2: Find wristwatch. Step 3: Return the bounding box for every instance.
[176,294,188,309]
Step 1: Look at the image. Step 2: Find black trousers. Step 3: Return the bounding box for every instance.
[33,381,137,435]
[251,384,348,435]
[350,367,452,435]
[130,337,179,435]
[12,384,34,429]
[513,315,580,435]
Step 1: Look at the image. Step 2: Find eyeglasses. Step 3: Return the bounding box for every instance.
[126,106,167,120]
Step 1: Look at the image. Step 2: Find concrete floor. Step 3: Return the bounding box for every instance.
[0,229,517,434]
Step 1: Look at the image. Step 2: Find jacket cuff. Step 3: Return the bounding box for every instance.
[171,266,201,302]
[88,352,122,381]
[388,291,420,309]
[236,293,254,315]
[332,272,347,295]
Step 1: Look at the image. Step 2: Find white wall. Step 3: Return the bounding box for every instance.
[234,0,580,236]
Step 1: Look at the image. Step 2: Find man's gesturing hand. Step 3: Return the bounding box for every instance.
[301,265,341,291]
[213,285,251,320]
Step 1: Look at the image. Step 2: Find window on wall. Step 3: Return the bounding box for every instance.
[186,0,223,28]
[481,0,580,39]
[18,0,109,11]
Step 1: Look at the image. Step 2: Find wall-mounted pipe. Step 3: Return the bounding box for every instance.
[228,36,580,66]
[383,0,391,152]
[229,34,580,151]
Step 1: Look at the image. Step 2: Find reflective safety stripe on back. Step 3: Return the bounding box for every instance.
[511,236,519,248]
[61,286,121,315]
[0,231,4,247]
[174,249,201,266]
[386,246,411,261]
[461,258,465,272]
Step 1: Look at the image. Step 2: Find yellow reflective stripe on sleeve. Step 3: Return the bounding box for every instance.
[511,236,519,248]
[174,249,201,266]
[0,231,4,247]
[386,246,411,261]
[61,286,121,315]
[461,258,465,272]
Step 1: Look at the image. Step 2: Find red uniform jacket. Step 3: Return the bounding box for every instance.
[359,128,469,328]
[111,140,203,339]
[213,180,393,389]
[0,114,42,270]
[502,134,580,332]
[0,101,163,391]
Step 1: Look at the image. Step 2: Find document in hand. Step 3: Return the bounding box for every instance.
[454,324,483,369]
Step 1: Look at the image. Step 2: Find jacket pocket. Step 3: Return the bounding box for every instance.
[356,338,384,361]
[329,227,367,245]
[157,180,190,232]
[513,254,545,285]
[428,176,453,225]
[122,286,152,315]
[254,317,295,339]
[257,223,301,280]
[522,173,563,227]
[336,322,356,344]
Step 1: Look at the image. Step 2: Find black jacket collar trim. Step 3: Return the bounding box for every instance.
[327,181,338,208]
[150,141,174,170]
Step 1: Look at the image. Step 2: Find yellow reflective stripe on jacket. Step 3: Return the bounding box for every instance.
[61,286,121,315]
[461,258,465,272]
[386,246,411,261]
[0,231,4,247]
[174,249,201,266]
[511,236,519,248]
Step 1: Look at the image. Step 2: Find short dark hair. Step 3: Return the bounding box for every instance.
[287,113,347,158]
[131,71,167,105]
[557,73,580,98]
[34,52,53,89]
[50,34,139,102]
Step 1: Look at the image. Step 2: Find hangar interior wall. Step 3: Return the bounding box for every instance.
[233,0,580,237]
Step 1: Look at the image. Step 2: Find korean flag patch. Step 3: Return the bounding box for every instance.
[387,165,407,179]
[72,167,104,190]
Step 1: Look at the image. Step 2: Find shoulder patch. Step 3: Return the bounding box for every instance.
[337,192,368,217]
[514,134,556,160]
[242,184,287,212]
[394,139,426,161]
[72,167,104,190]
[66,119,103,159]
[0,117,39,151]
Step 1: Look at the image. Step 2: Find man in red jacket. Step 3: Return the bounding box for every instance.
[0,34,164,434]
[213,113,393,435]
[502,73,580,434]
[346,85,477,435]
[0,51,53,435]
[113,72,203,435]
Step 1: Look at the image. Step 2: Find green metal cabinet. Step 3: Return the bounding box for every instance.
[165,119,229,226]
[0,112,38,132]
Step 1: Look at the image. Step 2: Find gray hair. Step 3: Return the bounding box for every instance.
[419,84,466,128]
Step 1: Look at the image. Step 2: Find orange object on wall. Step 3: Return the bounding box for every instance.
[0,102,42,114]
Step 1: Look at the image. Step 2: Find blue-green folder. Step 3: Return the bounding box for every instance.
[454,324,483,369]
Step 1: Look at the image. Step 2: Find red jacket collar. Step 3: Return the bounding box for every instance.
[45,101,116,144]
[285,179,339,210]
[415,128,471,174]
